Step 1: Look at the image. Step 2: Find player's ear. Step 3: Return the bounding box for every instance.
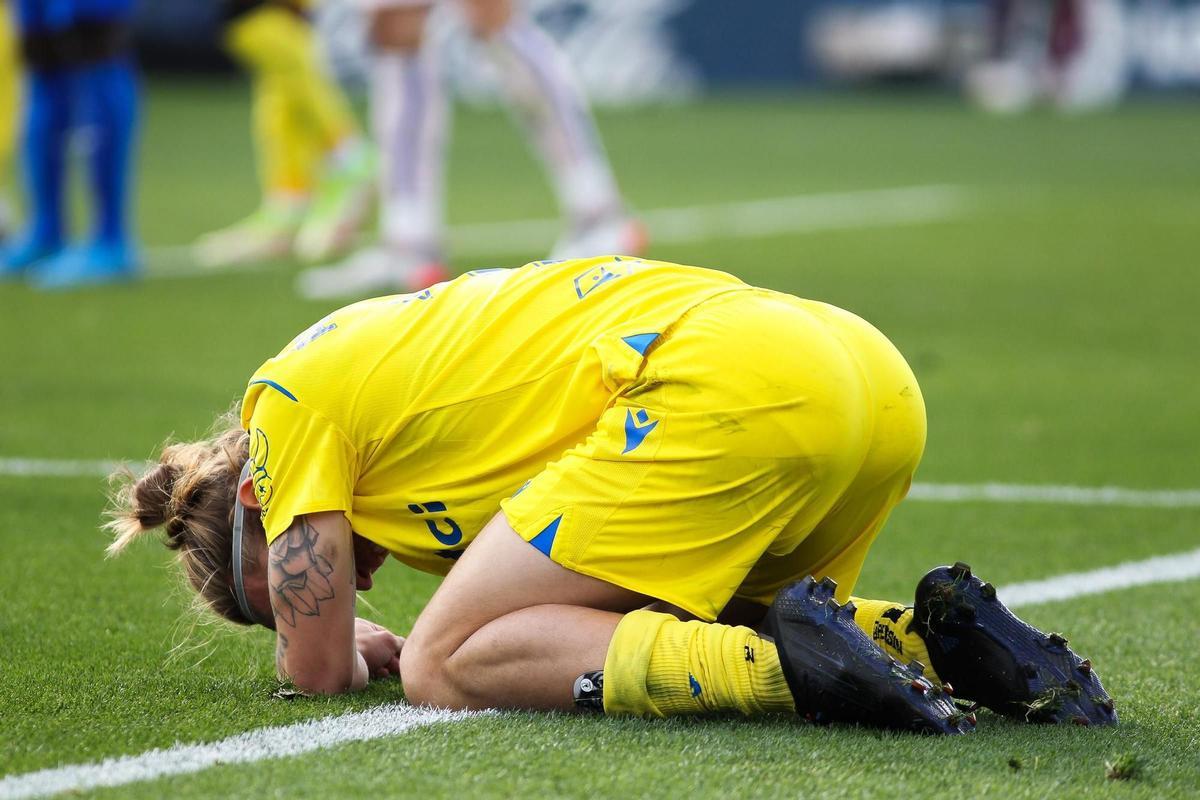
[237,474,261,510]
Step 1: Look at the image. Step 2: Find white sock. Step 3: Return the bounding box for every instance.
[485,17,622,225]
[371,46,448,259]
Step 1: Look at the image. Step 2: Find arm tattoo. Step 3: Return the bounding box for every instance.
[275,631,289,668]
[269,519,336,628]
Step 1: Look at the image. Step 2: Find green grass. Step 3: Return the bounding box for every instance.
[2,81,1199,797]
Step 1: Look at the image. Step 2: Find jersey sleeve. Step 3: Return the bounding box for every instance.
[243,383,357,543]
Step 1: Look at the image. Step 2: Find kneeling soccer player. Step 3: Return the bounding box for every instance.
[107,257,1115,733]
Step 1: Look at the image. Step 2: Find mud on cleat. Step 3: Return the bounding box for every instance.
[912,562,1117,725]
[763,575,974,735]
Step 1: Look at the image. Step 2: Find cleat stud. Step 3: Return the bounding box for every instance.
[910,678,928,694]
[980,582,997,600]
[826,597,841,612]
[1022,664,1039,678]
[1065,680,1082,693]
[843,601,857,617]
[910,660,926,676]
[1078,659,1092,674]
[942,682,955,696]
[951,561,973,580]
[1048,633,1068,647]
[819,576,839,592]
[966,712,977,726]
[960,602,977,622]
[1072,715,1090,726]
[1101,698,1115,713]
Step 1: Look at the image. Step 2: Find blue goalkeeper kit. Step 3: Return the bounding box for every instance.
[3,0,140,287]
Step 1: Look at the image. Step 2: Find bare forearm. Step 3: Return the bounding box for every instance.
[269,513,365,694]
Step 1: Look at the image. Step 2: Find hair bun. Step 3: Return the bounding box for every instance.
[134,462,181,533]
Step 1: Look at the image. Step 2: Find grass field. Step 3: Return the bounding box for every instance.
[2,81,1199,798]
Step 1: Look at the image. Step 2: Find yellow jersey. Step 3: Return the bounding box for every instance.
[241,257,748,575]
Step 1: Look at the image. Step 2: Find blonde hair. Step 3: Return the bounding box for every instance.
[105,408,263,626]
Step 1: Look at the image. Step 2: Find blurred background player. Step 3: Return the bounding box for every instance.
[193,0,375,268]
[297,0,644,300]
[965,0,1128,113]
[0,0,140,289]
[0,1,19,243]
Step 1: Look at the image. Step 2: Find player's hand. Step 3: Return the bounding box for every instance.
[355,617,404,680]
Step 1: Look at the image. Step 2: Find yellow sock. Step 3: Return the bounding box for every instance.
[603,610,795,717]
[849,597,940,683]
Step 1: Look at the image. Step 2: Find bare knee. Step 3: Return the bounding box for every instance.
[399,636,477,709]
[399,639,446,706]
[461,0,513,38]
[368,5,430,51]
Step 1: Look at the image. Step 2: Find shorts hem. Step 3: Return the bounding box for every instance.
[556,556,722,623]
[502,499,724,622]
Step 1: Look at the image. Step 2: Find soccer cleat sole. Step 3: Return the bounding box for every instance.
[913,562,1117,725]
[763,575,974,735]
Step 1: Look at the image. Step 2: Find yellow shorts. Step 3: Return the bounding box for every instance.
[500,289,927,621]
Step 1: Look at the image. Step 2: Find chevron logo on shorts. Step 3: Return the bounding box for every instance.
[623,408,658,454]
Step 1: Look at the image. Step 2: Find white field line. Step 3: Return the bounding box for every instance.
[0,458,129,478]
[0,705,477,800]
[3,550,1200,798]
[143,184,973,278]
[907,482,1200,508]
[1004,547,1200,608]
[6,457,1200,511]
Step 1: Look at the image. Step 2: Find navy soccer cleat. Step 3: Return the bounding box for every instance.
[763,575,975,735]
[913,562,1117,726]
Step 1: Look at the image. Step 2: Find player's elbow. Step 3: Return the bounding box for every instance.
[294,673,355,696]
[285,657,362,696]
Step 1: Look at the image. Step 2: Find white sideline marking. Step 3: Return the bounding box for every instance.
[0,705,474,800]
[3,550,1200,797]
[6,457,1200,511]
[0,458,127,478]
[907,482,1200,508]
[449,184,972,255]
[1004,547,1200,609]
[143,184,973,277]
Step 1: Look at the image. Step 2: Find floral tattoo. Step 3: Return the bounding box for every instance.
[268,519,336,628]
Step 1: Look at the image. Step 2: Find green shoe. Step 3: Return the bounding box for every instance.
[192,199,307,269]
[293,142,377,263]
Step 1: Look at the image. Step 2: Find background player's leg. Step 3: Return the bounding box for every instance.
[192,70,314,268]
[0,5,20,242]
[29,0,143,288]
[465,0,642,258]
[194,3,320,267]
[297,2,449,300]
[197,2,371,267]
[370,5,445,265]
[2,0,69,276]
[78,57,137,254]
[400,510,793,716]
[269,6,375,263]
